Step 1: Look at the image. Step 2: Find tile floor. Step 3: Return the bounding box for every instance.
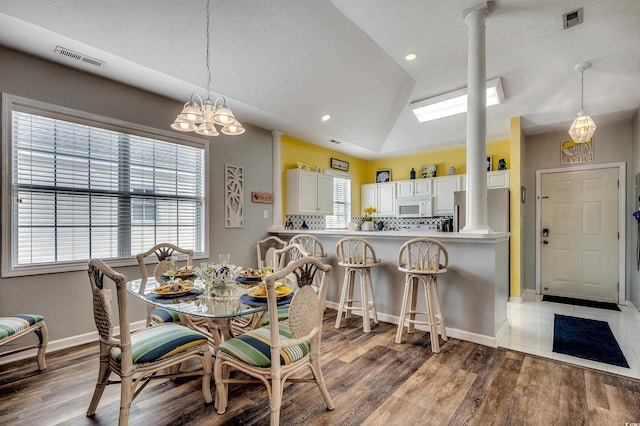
[498,297,640,379]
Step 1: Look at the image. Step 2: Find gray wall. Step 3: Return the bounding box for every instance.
[0,46,273,341]
[522,120,634,301]
[631,109,640,308]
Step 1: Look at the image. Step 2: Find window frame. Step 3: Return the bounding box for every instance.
[323,169,352,230]
[1,93,210,277]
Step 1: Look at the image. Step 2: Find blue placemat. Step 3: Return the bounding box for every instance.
[235,276,263,284]
[145,288,204,301]
[239,293,294,306]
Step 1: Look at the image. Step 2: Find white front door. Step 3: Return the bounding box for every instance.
[540,167,619,303]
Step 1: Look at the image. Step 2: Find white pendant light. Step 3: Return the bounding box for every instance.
[568,62,596,143]
[170,0,243,137]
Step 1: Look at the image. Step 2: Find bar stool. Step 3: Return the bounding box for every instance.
[396,237,448,352]
[289,233,326,259]
[335,237,381,333]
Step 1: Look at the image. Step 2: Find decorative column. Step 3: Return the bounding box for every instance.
[462,2,493,233]
[270,130,284,230]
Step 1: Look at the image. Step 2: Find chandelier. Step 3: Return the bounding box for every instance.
[568,61,596,143]
[170,0,244,136]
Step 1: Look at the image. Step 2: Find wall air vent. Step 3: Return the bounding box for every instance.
[54,46,106,68]
[563,7,583,29]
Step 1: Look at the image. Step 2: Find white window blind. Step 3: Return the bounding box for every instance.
[6,108,205,274]
[325,171,351,229]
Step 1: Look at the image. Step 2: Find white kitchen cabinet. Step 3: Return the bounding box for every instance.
[433,175,463,216]
[376,182,396,216]
[414,178,433,196]
[487,170,510,189]
[286,169,334,215]
[396,180,414,198]
[396,178,432,197]
[361,184,377,215]
[361,182,395,216]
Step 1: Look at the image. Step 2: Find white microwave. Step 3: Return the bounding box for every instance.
[396,196,433,218]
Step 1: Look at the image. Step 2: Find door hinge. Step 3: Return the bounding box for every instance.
[618,231,620,240]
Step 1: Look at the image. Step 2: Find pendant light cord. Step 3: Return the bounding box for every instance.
[580,67,584,112]
[206,0,212,100]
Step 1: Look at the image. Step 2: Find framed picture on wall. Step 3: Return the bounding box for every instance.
[330,157,349,171]
[376,169,391,183]
[422,165,437,178]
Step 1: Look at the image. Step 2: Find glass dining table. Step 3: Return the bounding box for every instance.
[126,276,281,347]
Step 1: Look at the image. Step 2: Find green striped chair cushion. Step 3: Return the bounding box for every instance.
[0,314,44,341]
[149,307,181,324]
[110,323,208,364]
[260,307,290,326]
[218,323,310,368]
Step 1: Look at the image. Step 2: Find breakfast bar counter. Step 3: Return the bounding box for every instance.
[271,229,510,347]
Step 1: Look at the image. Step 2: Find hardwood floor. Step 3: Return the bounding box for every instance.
[1,309,639,425]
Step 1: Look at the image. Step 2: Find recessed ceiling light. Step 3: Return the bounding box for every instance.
[410,77,505,123]
[321,114,332,122]
[405,53,417,61]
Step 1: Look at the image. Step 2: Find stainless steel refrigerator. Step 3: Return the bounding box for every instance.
[453,188,510,232]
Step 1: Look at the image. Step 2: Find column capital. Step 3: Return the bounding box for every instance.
[463,1,495,22]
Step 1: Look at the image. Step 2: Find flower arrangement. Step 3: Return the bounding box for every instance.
[363,206,377,222]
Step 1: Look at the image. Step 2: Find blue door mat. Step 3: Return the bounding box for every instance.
[553,314,629,368]
[542,295,620,311]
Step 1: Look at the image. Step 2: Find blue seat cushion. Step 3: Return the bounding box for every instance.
[0,314,44,341]
[110,323,208,364]
[217,323,309,368]
[149,307,181,324]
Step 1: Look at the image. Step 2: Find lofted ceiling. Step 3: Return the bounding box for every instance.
[0,0,639,159]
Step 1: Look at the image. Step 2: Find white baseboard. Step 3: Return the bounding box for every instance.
[0,320,146,366]
[326,301,500,348]
[626,300,640,319]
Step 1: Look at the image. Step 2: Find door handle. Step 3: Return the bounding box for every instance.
[543,240,549,245]
[542,228,549,237]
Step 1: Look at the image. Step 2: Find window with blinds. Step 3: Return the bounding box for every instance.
[325,171,351,229]
[4,102,206,275]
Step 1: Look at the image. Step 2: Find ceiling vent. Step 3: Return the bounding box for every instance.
[563,7,583,29]
[54,46,106,68]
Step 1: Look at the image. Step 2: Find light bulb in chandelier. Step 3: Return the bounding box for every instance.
[568,62,596,143]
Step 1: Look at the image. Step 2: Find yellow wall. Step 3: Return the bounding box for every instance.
[365,139,510,184]
[280,135,368,218]
[509,117,522,298]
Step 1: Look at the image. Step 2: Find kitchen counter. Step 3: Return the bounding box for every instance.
[270,228,509,347]
[272,228,509,243]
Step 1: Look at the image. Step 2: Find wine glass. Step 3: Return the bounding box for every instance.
[219,253,230,265]
[165,254,178,282]
[199,262,215,294]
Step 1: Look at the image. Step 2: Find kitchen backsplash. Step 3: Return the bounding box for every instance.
[284,215,452,231]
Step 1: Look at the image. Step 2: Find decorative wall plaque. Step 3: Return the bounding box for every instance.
[251,191,273,204]
[225,164,244,228]
[560,138,593,165]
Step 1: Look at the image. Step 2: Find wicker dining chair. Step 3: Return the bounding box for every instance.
[86,258,212,426]
[0,314,48,370]
[136,243,194,326]
[256,236,288,269]
[214,256,334,425]
[273,243,309,272]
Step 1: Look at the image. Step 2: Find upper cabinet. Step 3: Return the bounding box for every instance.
[487,170,510,189]
[361,182,396,216]
[433,175,464,216]
[396,178,432,198]
[285,169,334,215]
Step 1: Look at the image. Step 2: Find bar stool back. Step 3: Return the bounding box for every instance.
[289,234,326,259]
[334,237,381,333]
[396,237,448,352]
